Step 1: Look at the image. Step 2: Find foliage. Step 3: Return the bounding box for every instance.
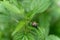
[0,0,60,40]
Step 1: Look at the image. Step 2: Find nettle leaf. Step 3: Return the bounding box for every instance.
[48,0,60,22]
[2,1,25,24]
[0,2,9,15]
[13,25,46,40]
[9,0,22,8]
[46,35,60,40]
[19,0,51,18]
[2,1,24,14]
[12,20,26,36]
[39,12,52,36]
[0,1,25,33]
[20,0,51,12]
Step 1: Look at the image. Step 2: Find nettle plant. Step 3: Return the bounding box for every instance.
[0,0,60,40]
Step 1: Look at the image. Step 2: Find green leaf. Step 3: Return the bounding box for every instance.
[12,20,26,36]
[19,0,51,19]
[39,12,52,36]
[46,35,60,40]
[2,1,24,15]
[48,0,60,22]
[20,0,51,12]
